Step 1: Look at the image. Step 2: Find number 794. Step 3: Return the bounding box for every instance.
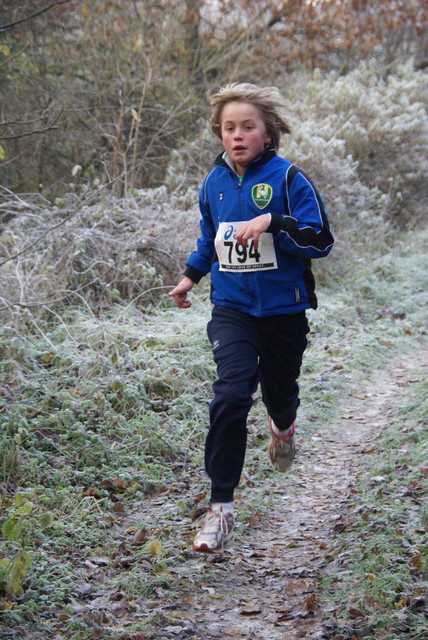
[224,240,261,264]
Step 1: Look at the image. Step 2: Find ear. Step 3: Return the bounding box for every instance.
[264,132,272,144]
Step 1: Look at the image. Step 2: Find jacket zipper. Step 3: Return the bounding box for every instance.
[235,172,258,306]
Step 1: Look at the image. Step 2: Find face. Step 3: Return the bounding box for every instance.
[220,101,272,175]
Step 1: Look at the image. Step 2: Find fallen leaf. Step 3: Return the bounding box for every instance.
[125,526,137,533]
[132,527,148,546]
[163,626,184,634]
[305,593,317,611]
[148,539,162,556]
[410,555,422,570]
[246,512,261,526]
[275,607,293,622]
[57,613,71,621]
[100,477,127,491]
[201,586,216,594]
[239,604,262,616]
[397,598,409,609]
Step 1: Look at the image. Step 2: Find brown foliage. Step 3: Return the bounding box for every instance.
[224,0,428,73]
[0,0,426,195]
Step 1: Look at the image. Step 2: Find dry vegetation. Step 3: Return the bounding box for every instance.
[1,60,427,322]
[0,2,427,639]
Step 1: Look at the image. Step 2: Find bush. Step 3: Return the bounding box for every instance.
[282,60,428,230]
[1,61,426,320]
[0,185,200,320]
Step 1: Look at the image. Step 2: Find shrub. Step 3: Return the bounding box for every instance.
[0,186,200,320]
[282,60,428,230]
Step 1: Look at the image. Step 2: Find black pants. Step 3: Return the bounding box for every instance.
[206,305,309,503]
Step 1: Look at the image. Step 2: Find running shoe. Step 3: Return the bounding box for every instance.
[268,417,296,472]
[192,508,235,553]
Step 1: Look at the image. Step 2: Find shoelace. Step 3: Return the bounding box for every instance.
[203,509,232,535]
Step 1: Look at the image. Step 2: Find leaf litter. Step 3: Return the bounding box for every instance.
[41,349,426,640]
[2,230,427,639]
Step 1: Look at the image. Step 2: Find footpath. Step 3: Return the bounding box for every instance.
[148,350,427,640]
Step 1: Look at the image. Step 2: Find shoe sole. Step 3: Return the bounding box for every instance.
[192,538,234,553]
[192,530,235,553]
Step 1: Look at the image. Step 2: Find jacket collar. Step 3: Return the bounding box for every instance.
[214,141,277,173]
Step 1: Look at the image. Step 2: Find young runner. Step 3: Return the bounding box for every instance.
[169,83,334,552]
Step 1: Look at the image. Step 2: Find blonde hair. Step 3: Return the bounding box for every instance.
[210,83,291,149]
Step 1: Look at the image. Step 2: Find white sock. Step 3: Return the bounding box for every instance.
[211,501,234,515]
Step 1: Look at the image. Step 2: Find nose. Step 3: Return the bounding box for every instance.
[234,127,243,139]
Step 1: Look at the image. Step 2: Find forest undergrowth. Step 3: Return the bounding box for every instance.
[0,6,427,635]
[0,217,427,638]
[0,55,427,640]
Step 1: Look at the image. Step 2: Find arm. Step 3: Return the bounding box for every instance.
[169,178,216,308]
[268,170,334,259]
[183,179,217,278]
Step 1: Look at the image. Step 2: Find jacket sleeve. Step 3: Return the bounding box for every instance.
[268,169,334,259]
[183,180,216,283]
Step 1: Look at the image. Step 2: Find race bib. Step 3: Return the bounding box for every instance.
[215,221,278,272]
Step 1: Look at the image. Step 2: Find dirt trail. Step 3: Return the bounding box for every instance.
[147,350,426,640]
[78,351,426,640]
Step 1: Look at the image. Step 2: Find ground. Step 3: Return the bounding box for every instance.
[64,349,426,640]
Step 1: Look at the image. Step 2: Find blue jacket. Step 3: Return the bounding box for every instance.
[184,145,334,317]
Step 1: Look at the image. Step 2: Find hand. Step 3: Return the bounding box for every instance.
[168,276,194,309]
[234,213,271,250]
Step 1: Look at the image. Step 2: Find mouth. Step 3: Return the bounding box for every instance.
[233,146,247,153]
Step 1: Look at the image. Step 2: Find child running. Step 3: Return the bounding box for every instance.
[169,83,334,553]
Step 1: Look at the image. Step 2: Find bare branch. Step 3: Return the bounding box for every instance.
[0,42,31,68]
[0,181,113,268]
[0,125,60,141]
[0,108,64,140]
[0,0,74,32]
[2,112,55,127]
[0,282,100,313]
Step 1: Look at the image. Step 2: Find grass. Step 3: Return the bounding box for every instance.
[318,374,427,640]
[1,224,427,638]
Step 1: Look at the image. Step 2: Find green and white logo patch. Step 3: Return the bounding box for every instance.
[252,183,273,209]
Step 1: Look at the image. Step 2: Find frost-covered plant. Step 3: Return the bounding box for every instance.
[163,127,223,193]
[1,61,425,318]
[0,189,200,319]
[283,60,427,228]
